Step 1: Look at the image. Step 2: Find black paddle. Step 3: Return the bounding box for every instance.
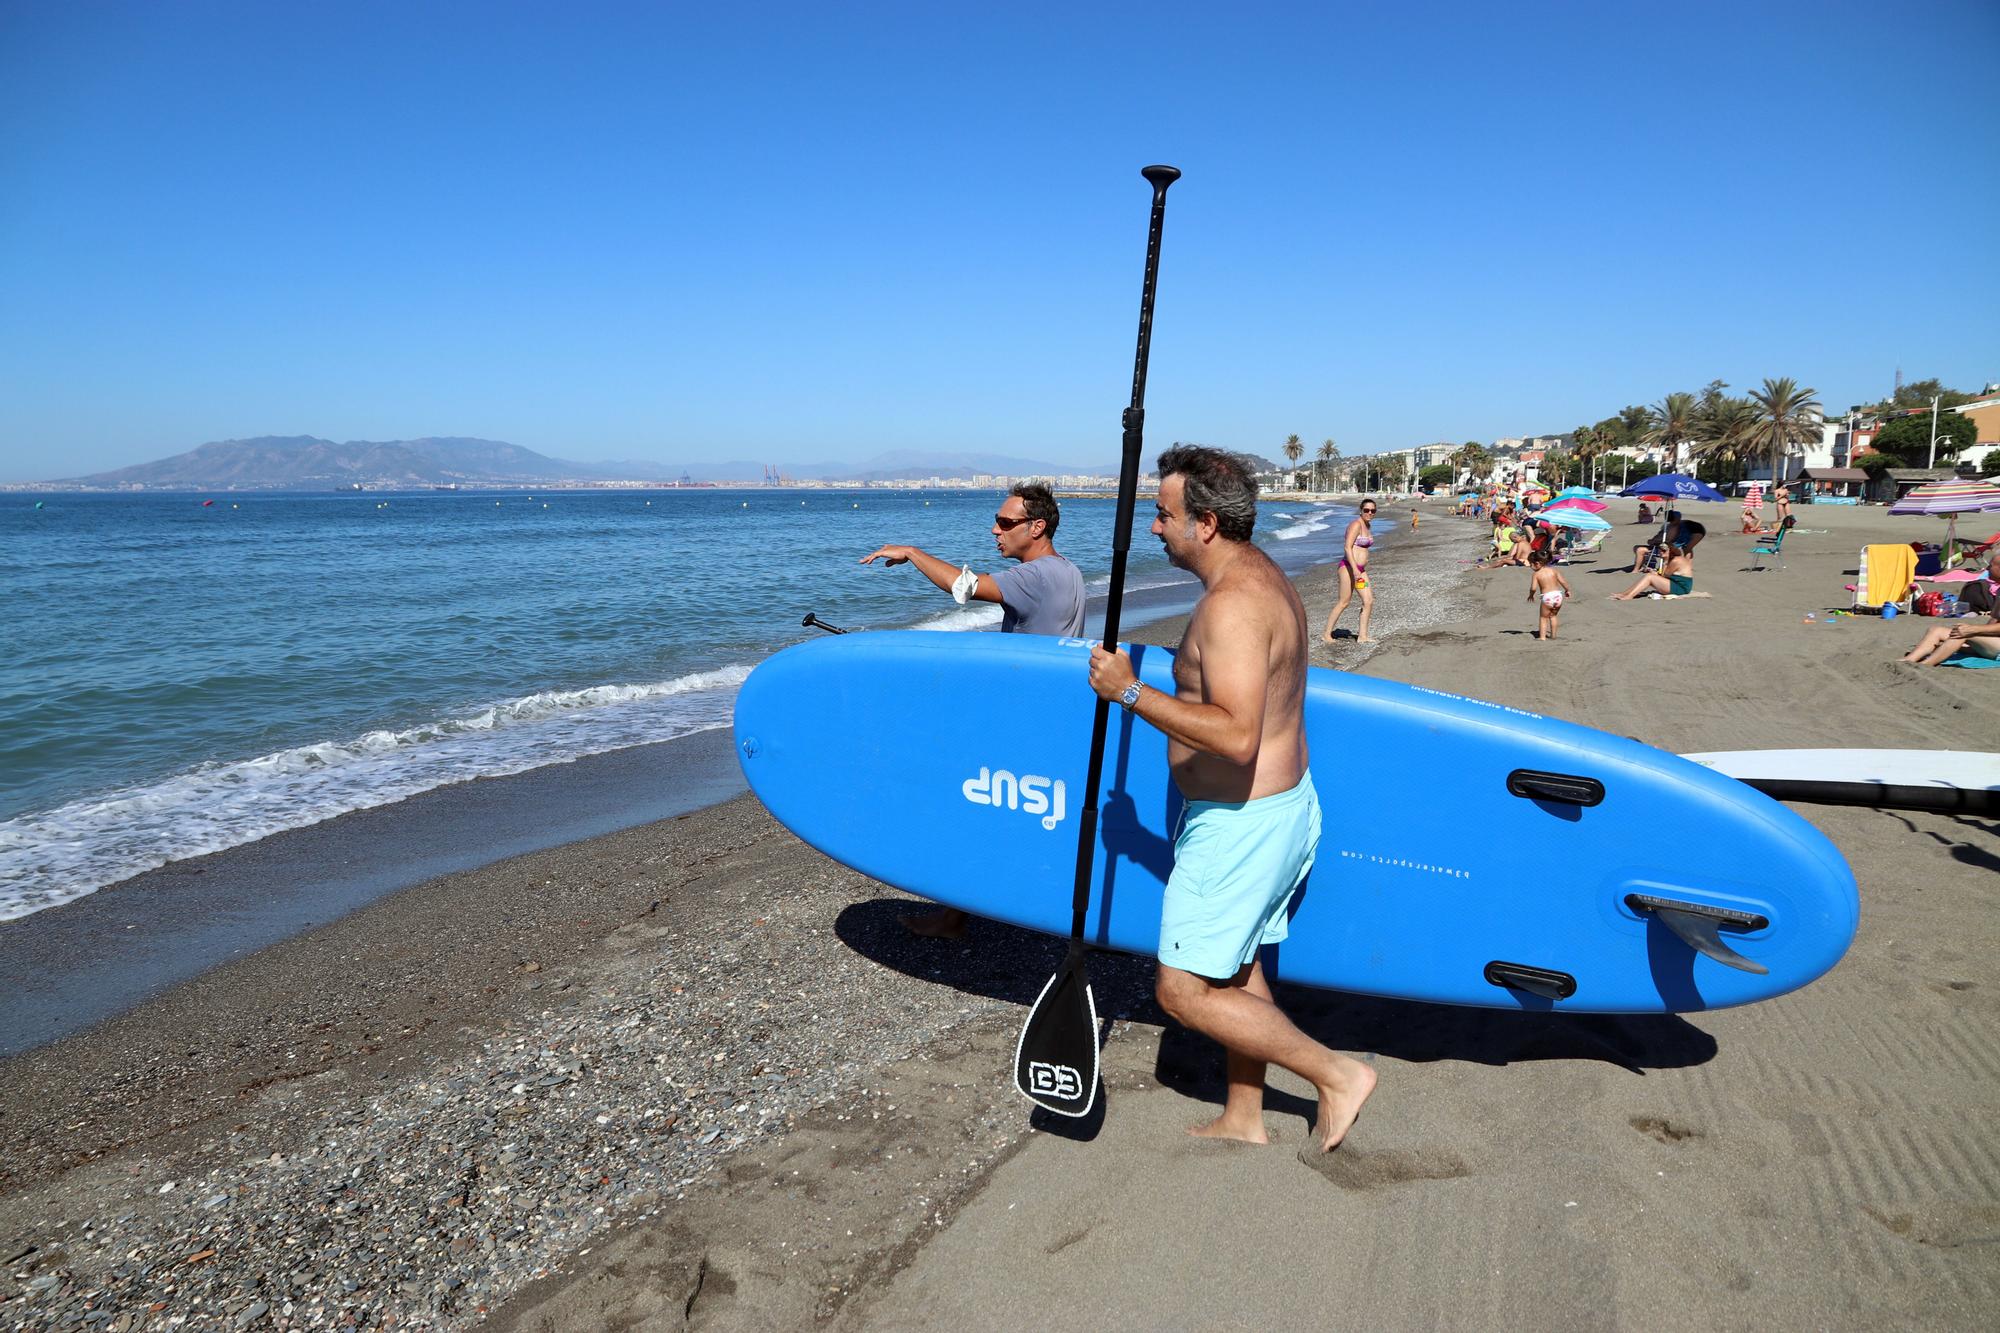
[1014,164,1179,1119]
[801,612,847,635]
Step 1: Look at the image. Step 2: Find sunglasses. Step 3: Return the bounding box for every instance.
[994,513,1037,530]
[1360,507,1377,515]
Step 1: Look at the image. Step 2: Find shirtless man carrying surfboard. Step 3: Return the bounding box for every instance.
[1087,445,1376,1151]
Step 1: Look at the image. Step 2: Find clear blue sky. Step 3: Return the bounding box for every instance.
[2,0,1995,480]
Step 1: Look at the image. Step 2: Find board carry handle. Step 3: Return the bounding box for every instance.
[1483,961,1577,1001]
[1625,894,1770,975]
[1506,768,1605,807]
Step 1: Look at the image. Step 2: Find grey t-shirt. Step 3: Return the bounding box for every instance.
[991,553,1086,637]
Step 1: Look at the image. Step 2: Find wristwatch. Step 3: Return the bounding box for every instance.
[1118,681,1143,712]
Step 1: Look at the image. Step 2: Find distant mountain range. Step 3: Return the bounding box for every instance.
[38,436,1279,490]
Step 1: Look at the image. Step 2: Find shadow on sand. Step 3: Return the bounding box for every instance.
[834,896,1719,1117]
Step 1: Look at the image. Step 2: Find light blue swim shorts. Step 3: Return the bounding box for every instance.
[1158,770,1320,980]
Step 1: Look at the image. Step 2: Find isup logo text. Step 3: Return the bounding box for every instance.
[962,768,1067,830]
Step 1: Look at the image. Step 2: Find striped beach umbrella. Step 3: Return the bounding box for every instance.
[1890,478,2000,560]
[1890,478,2000,515]
[1537,507,1612,531]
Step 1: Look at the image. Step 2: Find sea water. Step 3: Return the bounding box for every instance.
[0,489,1355,919]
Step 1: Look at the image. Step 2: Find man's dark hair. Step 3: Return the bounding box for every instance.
[1010,482,1060,536]
[1156,445,1259,541]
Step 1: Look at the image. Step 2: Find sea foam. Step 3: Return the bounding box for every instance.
[0,665,751,921]
[1271,508,1336,540]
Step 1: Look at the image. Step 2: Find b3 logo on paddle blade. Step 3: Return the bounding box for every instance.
[1026,1060,1082,1102]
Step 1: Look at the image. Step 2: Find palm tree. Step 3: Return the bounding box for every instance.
[1570,425,1599,491]
[1744,377,1822,484]
[1317,439,1339,492]
[1643,392,1699,473]
[1692,396,1759,481]
[1451,442,1491,490]
[1282,434,1304,488]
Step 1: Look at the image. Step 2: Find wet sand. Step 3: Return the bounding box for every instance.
[4,500,1997,1329]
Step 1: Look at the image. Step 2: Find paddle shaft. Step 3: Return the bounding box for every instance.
[1066,165,1179,941]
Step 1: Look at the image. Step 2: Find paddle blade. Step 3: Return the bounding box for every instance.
[1013,947,1100,1118]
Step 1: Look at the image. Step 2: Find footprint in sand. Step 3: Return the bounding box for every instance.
[1295,1142,1472,1189]
[1629,1114,1702,1145]
[1862,1202,2000,1249]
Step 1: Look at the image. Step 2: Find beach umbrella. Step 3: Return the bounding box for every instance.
[1619,473,1725,551]
[1545,497,1607,513]
[1620,473,1727,503]
[1553,486,1596,500]
[1537,507,1612,532]
[1889,478,2000,561]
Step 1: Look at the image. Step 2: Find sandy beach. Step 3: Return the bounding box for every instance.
[4,498,1998,1330]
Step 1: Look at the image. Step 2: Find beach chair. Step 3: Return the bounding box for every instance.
[1958,531,2000,567]
[1853,543,1917,611]
[1564,529,1609,562]
[1749,522,1791,571]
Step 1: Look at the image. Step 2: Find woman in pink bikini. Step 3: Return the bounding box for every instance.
[1322,498,1377,643]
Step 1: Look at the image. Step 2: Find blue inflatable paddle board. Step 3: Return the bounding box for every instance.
[733,632,1859,1013]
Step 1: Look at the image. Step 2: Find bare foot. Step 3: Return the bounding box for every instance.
[900,907,969,940]
[1321,631,1339,644]
[1356,636,1376,644]
[1310,1060,1378,1152]
[1189,1112,1269,1145]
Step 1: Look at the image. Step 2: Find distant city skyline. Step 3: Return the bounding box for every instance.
[2,1,1995,482]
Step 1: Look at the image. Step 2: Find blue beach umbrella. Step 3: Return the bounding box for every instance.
[1619,473,1726,503]
[1537,507,1612,531]
[1553,486,1596,501]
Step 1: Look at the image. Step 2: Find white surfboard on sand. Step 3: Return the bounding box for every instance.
[1684,749,2000,816]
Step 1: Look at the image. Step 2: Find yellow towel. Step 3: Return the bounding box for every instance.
[1863,543,1916,607]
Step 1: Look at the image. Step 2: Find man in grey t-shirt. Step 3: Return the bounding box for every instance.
[860,482,1086,637]
[861,482,1086,937]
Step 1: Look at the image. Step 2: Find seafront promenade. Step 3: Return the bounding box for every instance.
[2,500,1996,1330]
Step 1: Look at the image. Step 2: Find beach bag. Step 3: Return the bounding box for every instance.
[1914,591,1944,617]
